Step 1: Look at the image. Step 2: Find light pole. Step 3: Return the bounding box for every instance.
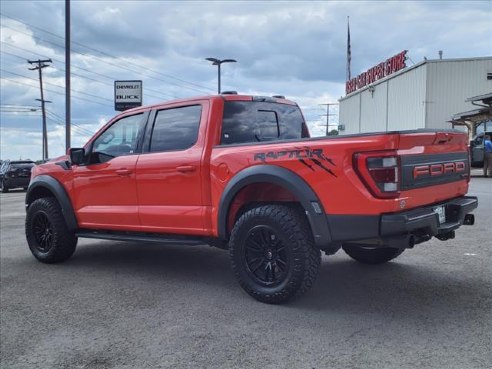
[205,58,237,94]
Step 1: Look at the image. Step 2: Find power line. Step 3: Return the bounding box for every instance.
[1,43,177,100]
[1,12,215,92]
[1,21,213,95]
[1,68,113,102]
[1,77,112,107]
[46,109,96,137]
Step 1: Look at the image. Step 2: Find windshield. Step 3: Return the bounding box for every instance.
[221,101,309,145]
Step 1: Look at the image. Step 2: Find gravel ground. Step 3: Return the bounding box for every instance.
[1,174,491,369]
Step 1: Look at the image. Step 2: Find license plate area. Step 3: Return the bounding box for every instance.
[433,205,446,224]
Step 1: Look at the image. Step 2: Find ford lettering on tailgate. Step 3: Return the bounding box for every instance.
[401,152,469,190]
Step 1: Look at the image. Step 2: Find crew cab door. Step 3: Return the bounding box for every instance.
[72,112,147,230]
[135,102,208,234]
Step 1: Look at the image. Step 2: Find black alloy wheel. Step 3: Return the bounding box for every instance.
[243,225,290,287]
[1,180,8,193]
[26,197,77,263]
[32,212,54,253]
[230,204,321,304]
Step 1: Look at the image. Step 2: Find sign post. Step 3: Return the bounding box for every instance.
[114,80,142,111]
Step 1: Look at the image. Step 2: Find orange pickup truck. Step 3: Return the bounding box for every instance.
[25,94,477,303]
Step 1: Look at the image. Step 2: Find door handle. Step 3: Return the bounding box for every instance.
[116,168,132,176]
[176,165,196,173]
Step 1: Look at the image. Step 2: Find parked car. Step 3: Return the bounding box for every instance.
[1,160,35,192]
[470,131,492,167]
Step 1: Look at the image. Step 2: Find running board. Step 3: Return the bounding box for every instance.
[76,230,207,245]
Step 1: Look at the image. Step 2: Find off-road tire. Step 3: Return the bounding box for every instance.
[229,204,321,304]
[25,197,77,263]
[1,180,8,193]
[342,245,404,265]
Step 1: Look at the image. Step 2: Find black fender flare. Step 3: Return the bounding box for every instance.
[218,165,332,247]
[26,175,78,231]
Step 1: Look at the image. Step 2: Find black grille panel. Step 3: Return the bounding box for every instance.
[400,152,469,190]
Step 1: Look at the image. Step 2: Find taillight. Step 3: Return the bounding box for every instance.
[354,151,400,199]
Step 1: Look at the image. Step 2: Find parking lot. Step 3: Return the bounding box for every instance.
[1,174,491,369]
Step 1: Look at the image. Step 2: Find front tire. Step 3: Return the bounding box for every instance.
[229,204,321,304]
[342,244,404,265]
[1,180,8,193]
[25,197,77,263]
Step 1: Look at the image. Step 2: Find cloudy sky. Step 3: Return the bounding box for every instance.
[1,0,491,161]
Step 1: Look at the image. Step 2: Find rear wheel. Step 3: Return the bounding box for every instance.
[25,197,77,263]
[342,244,404,265]
[229,204,321,304]
[1,180,8,193]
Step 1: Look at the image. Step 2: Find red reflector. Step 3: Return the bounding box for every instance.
[369,167,396,182]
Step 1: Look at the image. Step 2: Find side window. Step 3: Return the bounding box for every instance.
[150,105,202,152]
[92,113,144,162]
[256,110,280,141]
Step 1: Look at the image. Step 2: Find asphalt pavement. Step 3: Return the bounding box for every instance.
[1,175,491,369]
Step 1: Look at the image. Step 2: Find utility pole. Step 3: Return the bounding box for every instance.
[28,59,52,161]
[320,103,338,136]
[65,0,71,151]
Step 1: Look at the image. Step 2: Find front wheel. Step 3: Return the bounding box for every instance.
[25,197,77,263]
[1,180,8,193]
[229,204,321,304]
[342,244,404,265]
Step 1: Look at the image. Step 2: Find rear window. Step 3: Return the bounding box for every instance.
[221,101,309,145]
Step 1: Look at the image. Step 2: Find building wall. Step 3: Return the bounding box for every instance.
[426,59,492,130]
[339,92,361,134]
[360,82,388,132]
[339,57,492,134]
[387,64,427,131]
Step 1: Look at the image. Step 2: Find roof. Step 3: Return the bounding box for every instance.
[450,106,492,126]
[122,94,297,115]
[466,92,492,106]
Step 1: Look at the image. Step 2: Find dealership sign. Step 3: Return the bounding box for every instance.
[114,80,142,111]
[346,51,407,95]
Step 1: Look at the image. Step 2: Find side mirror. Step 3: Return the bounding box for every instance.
[69,148,86,165]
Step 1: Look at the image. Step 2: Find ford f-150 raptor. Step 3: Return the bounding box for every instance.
[25,94,478,303]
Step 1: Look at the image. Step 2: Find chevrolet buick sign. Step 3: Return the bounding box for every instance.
[114,80,142,111]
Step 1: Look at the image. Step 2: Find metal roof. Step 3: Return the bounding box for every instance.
[466,92,492,105]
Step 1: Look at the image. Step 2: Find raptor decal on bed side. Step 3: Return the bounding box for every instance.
[254,147,337,177]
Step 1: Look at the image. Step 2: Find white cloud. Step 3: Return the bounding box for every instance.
[1,0,491,160]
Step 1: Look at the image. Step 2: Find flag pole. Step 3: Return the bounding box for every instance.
[347,16,351,82]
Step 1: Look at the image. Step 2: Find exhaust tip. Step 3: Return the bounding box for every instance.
[464,213,475,226]
[408,235,415,248]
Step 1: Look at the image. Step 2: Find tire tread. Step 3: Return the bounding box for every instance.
[229,204,321,304]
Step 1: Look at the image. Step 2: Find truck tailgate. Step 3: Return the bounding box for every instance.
[397,130,470,207]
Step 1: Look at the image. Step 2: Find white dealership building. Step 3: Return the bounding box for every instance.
[338,56,492,135]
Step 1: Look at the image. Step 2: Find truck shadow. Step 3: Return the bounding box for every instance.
[67,240,490,322]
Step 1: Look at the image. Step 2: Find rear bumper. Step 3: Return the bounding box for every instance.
[3,177,30,188]
[326,196,478,246]
[380,196,478,237]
